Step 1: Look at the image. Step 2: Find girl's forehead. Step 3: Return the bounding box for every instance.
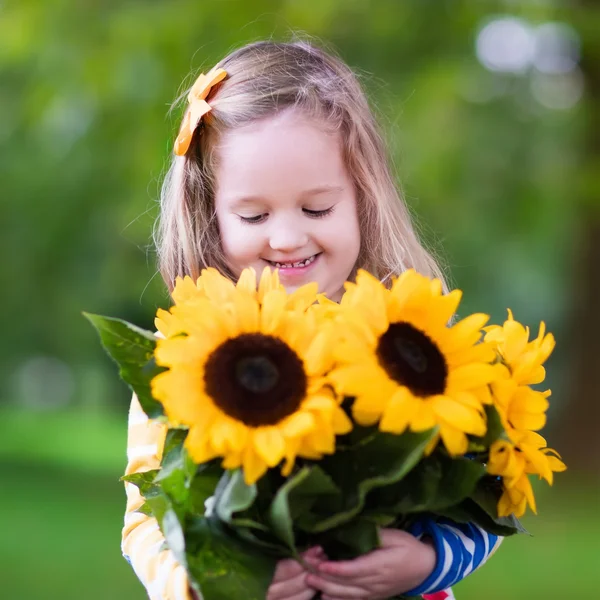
[215,110,351,205]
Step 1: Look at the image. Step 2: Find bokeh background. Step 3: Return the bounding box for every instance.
[2,0,599,598]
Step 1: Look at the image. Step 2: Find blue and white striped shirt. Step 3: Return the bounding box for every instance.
[406,518,502,596]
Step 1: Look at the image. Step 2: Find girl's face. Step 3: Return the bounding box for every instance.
[214,109,361,301]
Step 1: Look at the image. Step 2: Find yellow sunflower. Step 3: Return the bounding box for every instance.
[484,309,555,385]
[151,267,351,484]
[155,267,319,337]
[328,269,499,456]
[487,431,566,517]
[484,310,555,432]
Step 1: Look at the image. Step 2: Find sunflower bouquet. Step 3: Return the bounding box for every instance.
[86,267,565,600]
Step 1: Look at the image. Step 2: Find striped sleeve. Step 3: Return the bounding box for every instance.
[121,393,195,600]
[406,518,503,596]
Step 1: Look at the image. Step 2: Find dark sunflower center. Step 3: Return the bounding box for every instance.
[376,322,448,397]
[204,333,307,427]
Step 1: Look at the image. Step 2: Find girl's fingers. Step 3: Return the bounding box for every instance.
[267,571,311,599]
[303,545,325,559]
[316,551,383,579]
[271,558,304,583]
[306,574,367,598]
[288,590,320,600]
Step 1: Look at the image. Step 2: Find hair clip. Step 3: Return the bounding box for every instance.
[174,66,227,156]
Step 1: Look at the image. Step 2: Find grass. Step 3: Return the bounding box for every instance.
[2,408,598,599]
[1,461,145,600]
[455,477,600,599]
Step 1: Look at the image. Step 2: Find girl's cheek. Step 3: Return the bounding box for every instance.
[224,227,265,262]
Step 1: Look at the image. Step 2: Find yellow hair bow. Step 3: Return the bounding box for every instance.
[174,66,227,156]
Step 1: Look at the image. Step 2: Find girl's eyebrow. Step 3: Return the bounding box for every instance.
[301,185,345,198]
[229,185,345,207]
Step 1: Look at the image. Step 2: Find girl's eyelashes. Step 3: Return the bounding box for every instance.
[303,206,335,218]
[238,214,267,224]
[237,206,335,224]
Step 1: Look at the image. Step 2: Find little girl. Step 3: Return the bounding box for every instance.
[122,40,502,600]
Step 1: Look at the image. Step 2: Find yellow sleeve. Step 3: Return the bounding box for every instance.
[121,394,195,600]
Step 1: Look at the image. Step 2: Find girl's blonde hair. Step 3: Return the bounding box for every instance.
[155,40,447,292]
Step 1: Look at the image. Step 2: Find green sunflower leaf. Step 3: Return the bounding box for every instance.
[318,517,380,559]
[469,479,530,535]
[214,469,258,524]
[268,465,340,551]
[469,404,506,451]
[299,428,437,533]
[155,432,194,507]
[121,469,160,496]
[188,462,226,517]
[436,497,527,537]
[125,476,189,567]
[83,313,165,418]
[185,516,277,600]
[372,453,487,514]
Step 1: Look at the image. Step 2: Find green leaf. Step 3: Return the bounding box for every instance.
[214,469,258,524]
[162,428,189,458]
[162,508,187,559]
[268,466,340,551]
[134,485,190,568]
[188,463,226,517]
[374,453,487,514]
[301,428,437,533]
[469,404,506,451]
[185,516,277,600]
[470,478,530,535]
[360,510,398,527]
[436,497,526,537]
[136,501,154,517]
[121,469,160,496]
[155,430,195,506]
[83,313,165,418]
[319,517,380,559]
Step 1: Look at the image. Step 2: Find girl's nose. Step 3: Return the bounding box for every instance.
[268,221,309,252]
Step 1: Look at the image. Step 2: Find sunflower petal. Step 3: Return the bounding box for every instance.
[260,290,287,333]
[199,268,236,304]
[242,446,268,484]
[328,363,388,396]
[287,282,319,311]
[446,342,497,368]
[332,406,353,433]
[439,424,468,455]
[351,387,395,424]
[236,268,257,295]
[252,427,286,467]
[258,267,281,301]
[502,318,530,363]
[410,400,438,432]
[380,387,417,434]
[447,363,499,392]
[185,426,219,464]
[429,289,462,328]
[304,329,335,376]
[281,411,315,438]
[442,313,489,353]
[434,395,486,435]
[232,292,260,332]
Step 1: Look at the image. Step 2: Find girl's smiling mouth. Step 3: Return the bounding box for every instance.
[264,253,321,271]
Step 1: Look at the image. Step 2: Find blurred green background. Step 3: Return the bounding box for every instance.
[2,0,598,598]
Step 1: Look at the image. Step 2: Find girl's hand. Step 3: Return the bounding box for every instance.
[306,529,436,600]
[267,546,326,600]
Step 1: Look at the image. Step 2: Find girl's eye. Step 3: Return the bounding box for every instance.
[238,214,267,224]
[303,206,335,218]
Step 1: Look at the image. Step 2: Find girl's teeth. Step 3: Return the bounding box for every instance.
[274,255,316,268]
